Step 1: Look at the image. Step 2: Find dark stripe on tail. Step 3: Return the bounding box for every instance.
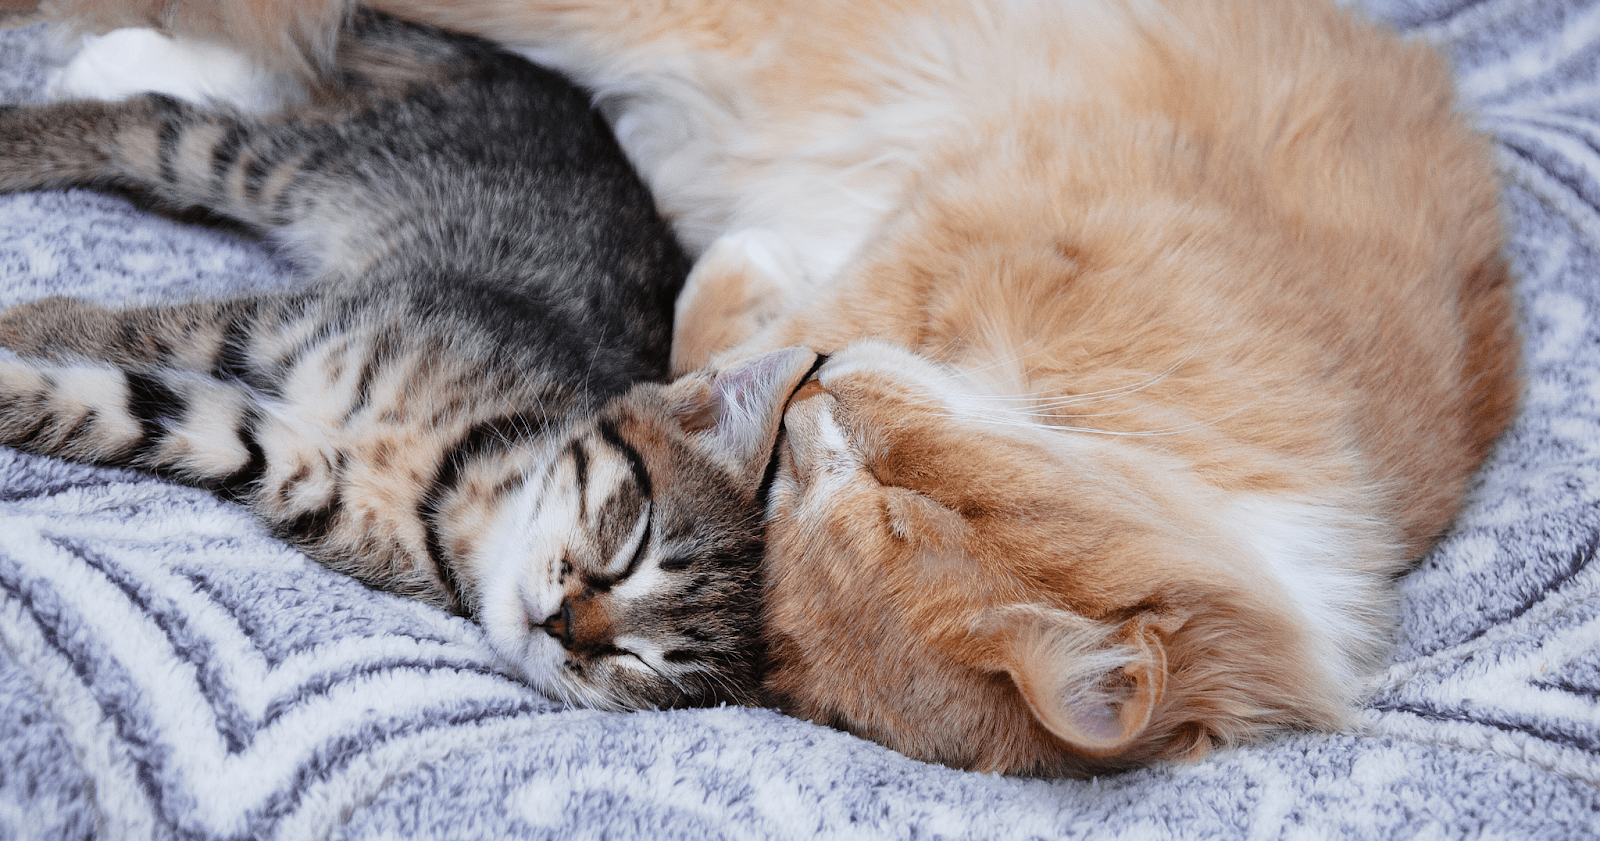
[156,122,180,184]
[242,153,274,202]
[597,420,650,499]
[118,320,170,366]
[123,369,185,462]
[209,124,246,198]
[149,96,186,186]
[271,145,336,225]
[212,410,266,502]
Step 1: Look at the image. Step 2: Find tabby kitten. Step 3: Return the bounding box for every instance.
[0,12,819,711]
[36,0,1521,776]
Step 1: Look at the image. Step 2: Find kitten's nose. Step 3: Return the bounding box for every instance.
[536,600,575,645]
[536,596,615,653]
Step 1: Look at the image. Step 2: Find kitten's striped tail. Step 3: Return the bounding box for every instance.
[0,95,334,233]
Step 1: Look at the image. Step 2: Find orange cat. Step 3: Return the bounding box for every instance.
[33,0,1519,775]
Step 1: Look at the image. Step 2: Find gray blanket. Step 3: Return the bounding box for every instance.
[2,0,1598,837]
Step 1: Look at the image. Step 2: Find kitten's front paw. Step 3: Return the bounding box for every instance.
[0,346,141,460]
[47,28,299,112]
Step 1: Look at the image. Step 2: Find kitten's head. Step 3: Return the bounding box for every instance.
[462,348,817,710]
[760,341,1362,776]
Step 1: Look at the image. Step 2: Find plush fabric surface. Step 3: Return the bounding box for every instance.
[2,0,1599,837]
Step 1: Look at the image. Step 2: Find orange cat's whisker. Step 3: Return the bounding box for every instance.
[947,399,1256,438]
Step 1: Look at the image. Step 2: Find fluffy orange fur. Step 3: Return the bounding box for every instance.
[34,0,1521,775]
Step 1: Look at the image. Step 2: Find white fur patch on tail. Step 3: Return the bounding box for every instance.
[47,28,300,112]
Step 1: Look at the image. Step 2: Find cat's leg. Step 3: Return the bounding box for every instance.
[45,13,504,122]
[0,296,261,374]
[0,93,391,279]
[36,0,748,88]
[0,96,300,230]
[0,343,266,488]
[0,295,278,488]
[670,229,801,377]
[50,25,305,113]
[40,12,482,117]
[47,26,301,113]
[0,292,460,607]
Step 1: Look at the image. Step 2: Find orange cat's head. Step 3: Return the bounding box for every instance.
[760,341,1376,776]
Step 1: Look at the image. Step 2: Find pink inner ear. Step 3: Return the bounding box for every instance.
[670,382,719,433]
[989,606,1168,755]
[1062,697,1125,743]
[711,347,810,419]
[685,347,819,483]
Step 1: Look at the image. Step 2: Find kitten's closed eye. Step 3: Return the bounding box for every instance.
[592,501,651,584]
[658,554,696,572]
[467,347,819,710]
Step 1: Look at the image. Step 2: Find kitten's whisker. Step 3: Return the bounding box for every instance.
[691,659,743,702]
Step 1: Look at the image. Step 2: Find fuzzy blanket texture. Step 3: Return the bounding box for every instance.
[2,0,1600,837]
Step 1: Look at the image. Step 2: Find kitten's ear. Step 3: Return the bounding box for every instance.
[668,347,819,489]
[983,607,1177,757]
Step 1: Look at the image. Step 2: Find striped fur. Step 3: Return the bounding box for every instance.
[0,13,816,710]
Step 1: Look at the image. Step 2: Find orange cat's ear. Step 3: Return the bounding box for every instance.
[984,607,1173,756]
[669,347,819,489]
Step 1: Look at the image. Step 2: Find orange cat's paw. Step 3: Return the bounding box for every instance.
[671,229,801,376]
